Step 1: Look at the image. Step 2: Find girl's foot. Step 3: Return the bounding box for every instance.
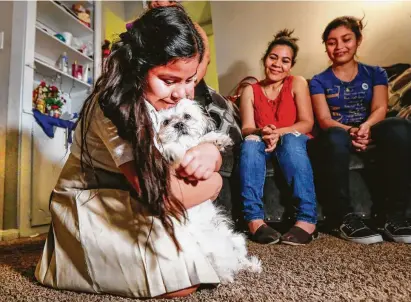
[295,220,316,234]
[248,219,281,244]
[281,221,318,246]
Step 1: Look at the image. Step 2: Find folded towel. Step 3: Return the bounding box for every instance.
[32,109,76,143]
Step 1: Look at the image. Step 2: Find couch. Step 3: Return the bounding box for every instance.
[196,63,411,227]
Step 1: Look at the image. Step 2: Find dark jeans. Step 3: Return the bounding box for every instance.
[310,118,411,223]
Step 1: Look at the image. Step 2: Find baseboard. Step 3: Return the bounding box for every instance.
[19,225,50,238]
[0,229,19,241]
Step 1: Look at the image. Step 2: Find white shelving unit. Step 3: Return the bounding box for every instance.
[35,25,93,64]
[7,0,101,236]
[34,58,91,87]
[37,0,94,38]
[34,0,96,109]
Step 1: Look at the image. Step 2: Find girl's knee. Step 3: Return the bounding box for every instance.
[244,134,263,142]
[324,127,351,146]
[277,135,311,167]
[373,118,411,144]
[241,135,265,154]
[279,133,308,152]
[380,117,411,128]
[380,118,411,134]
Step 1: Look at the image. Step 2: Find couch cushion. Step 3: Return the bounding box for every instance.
[266,153,365,177]
[388,67,411,120]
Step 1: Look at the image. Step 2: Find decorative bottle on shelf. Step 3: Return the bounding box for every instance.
[58,52,68,73]
[82,64,89,82]
[71,60,76,78]
[72,61,78,78]
[87,68,92,84]
[77,65,83,80]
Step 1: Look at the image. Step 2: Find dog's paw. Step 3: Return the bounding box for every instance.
[200,132,234,152]
[246,256,263,273]
[162,143,186,166]
[216,135,234,152]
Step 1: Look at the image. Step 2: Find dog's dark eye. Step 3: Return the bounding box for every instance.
[184,114,191,120]
[162,119,170,126]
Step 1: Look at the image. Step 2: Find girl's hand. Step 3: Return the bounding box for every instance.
[261,124,279,152]
[176,143,221,181]
[263,132,280,152]
[349,123,372,152]
[352,139,368,152]
[357,122,371,140]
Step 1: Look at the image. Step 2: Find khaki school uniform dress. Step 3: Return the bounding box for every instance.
[35,101,220,298]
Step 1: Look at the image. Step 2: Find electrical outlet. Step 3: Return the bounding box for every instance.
[0,31,4,50]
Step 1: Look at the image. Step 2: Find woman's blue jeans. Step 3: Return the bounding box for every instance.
[239,133,317,224]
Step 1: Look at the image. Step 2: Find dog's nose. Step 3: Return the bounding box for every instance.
[174,122,184,130]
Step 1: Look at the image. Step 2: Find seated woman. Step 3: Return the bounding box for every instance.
[35,7,224,298]
[309,16,411,244]
[239,29,318,245]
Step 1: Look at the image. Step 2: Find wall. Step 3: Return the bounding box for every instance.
[211,1,411,95]
[102,1,145,44]
[206,33,219,90]
[183,1,219,91]
[102,1,126,43]
[0,1,14,230]
[124,1,144,23]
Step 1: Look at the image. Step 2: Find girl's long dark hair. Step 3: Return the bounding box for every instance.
[78,6,204,248]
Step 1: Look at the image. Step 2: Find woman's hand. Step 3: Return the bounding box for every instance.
[176,143,221,181]
[356,122,371,139]
[261,124,280,152]
[349,122,372,152]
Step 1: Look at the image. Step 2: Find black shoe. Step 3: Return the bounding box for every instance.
[339,213,383,244]
[250,224,281,244]
[383,215,411,244]
[281,226,319,246]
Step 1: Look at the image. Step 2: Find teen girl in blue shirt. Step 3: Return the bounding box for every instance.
[310,16,411,245]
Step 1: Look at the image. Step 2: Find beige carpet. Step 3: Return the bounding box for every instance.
[1,233,411,302]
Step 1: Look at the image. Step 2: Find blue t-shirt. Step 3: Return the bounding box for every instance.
[309,63,388,126]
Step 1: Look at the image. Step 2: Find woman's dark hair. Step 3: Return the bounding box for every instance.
[262,29,299,66]
[322,16,364,43]
[78,6,204,248]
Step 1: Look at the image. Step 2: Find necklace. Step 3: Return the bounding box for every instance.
[263,81,283,101]
[334,62,358,92]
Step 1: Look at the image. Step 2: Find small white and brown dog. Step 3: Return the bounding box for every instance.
[156,99,261,284]
[157,98,233,166]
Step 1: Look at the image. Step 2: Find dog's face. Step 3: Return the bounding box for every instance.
[157,99,215,145]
